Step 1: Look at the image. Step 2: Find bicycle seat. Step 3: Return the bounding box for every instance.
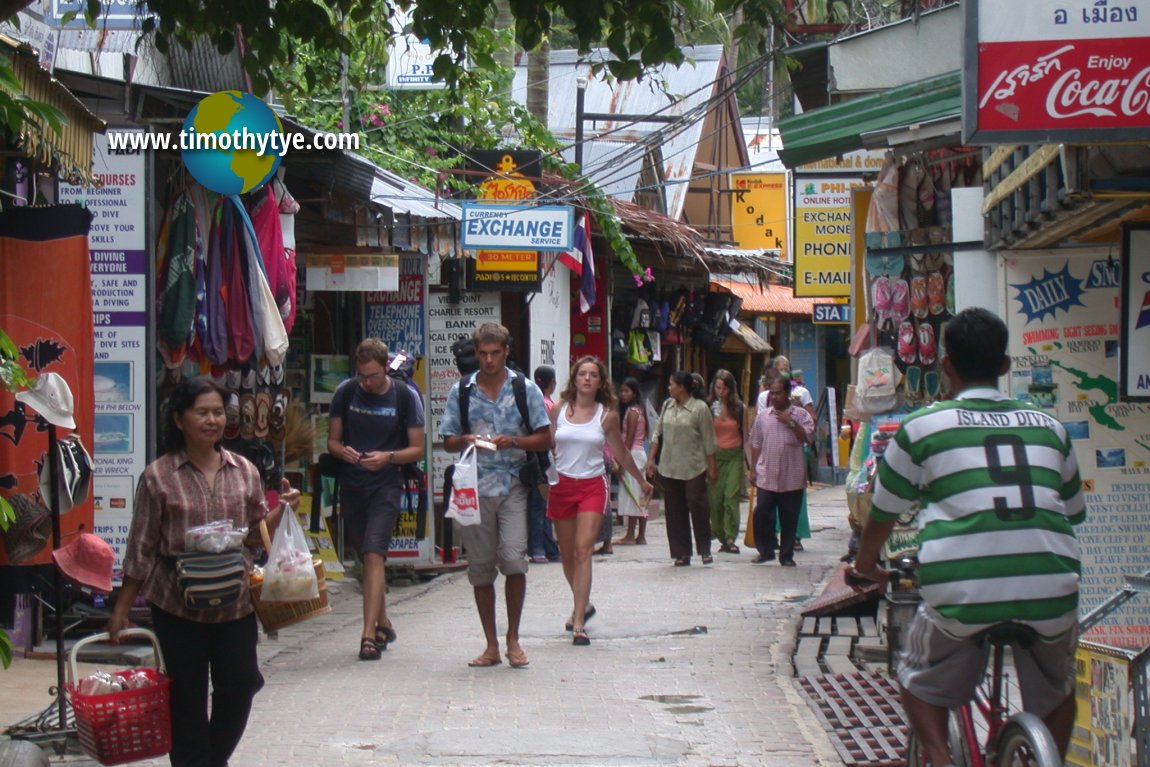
[979,622,1039,649]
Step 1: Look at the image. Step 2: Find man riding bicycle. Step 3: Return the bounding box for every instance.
[849,308,1085,767]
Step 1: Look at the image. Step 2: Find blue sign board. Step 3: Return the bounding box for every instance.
[813,303,851,324]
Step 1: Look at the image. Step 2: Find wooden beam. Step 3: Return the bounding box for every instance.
[983,145,1061,214]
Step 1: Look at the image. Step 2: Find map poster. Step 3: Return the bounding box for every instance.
[1004,251,1150,644]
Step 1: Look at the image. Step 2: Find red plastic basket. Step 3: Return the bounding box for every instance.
[66,629,172,766]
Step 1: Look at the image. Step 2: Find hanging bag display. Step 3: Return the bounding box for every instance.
[444,445,480,526]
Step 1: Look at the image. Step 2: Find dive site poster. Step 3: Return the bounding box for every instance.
[1004,251,1150,645]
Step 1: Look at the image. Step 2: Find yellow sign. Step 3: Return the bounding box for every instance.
[793,176,867,298]
[730,173,788,259]
[478,154,537,270]
[1068,643,1131,767]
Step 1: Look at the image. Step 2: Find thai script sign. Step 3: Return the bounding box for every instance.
[964,0,1150,143]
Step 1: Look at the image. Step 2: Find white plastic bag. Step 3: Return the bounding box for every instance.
[261,509,318,602]
[445,445,481,526]
[856,346,899,415]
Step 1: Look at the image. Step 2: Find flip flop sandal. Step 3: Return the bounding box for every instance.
[467,654,502,668]
[897,321,918,365]
[890,278,910,322]
[927,271,946,315]
[924,370,941,399]
[871,276,892,326]
[565,605,597,632]
[506,648,529,668]
[240,394,257,440]
[572,629,591,646]
[225,369,242,391]
[918,322,937,366]
[270,364,285,387]
[241,367,257,394]
[255,392,271,438]
[910,252,927,273]
[905,366,922,397]
[910,275,929,320]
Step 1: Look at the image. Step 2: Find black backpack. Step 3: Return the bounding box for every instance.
[330,377,424,486]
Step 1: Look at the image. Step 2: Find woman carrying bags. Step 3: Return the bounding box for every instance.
[646,371,717,567]
[107,376,299,767]
[548,357,651,645]
[707,369,746,554]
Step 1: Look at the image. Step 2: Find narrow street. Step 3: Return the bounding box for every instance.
[7,485,857,767]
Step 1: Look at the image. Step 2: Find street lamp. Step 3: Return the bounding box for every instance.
[575,74,587,171]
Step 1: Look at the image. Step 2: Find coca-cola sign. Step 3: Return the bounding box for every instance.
[963,0,1150,143]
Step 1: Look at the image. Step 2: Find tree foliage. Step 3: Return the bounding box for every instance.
[129,0,789,94]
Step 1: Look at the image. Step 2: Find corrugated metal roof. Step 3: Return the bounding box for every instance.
[511,46,728,221]
[777,71,961,169]
[712,279,817,317]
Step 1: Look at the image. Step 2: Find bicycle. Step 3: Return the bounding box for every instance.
[885,565,1150,767]
[850,559,1062,767]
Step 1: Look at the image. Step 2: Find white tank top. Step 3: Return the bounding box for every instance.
[554,403,606,479]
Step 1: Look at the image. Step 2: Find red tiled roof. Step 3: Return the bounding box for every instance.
[712,280,819,317]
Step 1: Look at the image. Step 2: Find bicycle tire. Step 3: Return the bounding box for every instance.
[904,710,972,767]
[993,713,1062,767]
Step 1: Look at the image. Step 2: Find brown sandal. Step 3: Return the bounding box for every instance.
[359,637,382,661]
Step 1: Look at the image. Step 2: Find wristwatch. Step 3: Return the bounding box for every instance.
[511,437,520,449]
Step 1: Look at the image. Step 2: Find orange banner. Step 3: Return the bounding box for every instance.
[0,206,95,565]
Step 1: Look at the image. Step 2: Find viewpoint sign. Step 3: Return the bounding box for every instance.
[964,0,1150,143]
[461,203,574,252]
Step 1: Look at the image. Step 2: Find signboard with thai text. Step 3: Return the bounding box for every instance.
[964,0,1150,143]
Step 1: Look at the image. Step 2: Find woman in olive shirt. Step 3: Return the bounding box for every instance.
[646,371,717,566]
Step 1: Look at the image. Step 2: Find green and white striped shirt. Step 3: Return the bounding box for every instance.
[871,388,1085,638]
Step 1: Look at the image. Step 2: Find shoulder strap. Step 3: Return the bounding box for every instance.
[334,378,355,445]
[459,376,471,434]
[394,378,410,444]
[511,374,531,431]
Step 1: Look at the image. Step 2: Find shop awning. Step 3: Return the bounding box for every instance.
[3,36,105,185]
[777,71,961,169]
[722,320,773,354]
[711,279,817,318]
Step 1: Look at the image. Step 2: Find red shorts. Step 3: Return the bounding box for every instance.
[546,474,609,521]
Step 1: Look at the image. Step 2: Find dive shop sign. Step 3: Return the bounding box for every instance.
[963,0,1150,143]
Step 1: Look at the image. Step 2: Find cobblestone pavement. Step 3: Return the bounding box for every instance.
[6,484,857,767]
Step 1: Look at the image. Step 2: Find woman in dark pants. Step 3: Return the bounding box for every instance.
[108,376,296,767]
[646,371,717,566]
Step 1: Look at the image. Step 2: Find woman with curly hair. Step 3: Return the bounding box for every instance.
[548,357,651,645]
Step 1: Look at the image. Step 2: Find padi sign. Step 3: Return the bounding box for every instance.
[461,203,574,252]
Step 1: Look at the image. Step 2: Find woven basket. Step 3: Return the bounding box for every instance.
[250,519,332,633]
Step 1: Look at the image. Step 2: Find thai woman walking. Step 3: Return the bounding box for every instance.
[646,371,717,566]
[707,369,745,554]
[613,378,650,545]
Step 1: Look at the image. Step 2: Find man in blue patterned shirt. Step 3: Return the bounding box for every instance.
[440,323,551,668]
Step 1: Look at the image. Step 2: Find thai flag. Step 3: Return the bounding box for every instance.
[561,212,596,314]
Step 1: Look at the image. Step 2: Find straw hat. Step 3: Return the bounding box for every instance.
[3,494,51,564]
[52,533,114,593]
[15,373,76,429]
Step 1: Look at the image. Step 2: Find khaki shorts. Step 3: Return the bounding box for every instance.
[897,604,1076,719]
[459,479,529,586]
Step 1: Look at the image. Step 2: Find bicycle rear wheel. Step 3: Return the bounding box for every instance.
[905,709,972,767]
[993,713,1061,767]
